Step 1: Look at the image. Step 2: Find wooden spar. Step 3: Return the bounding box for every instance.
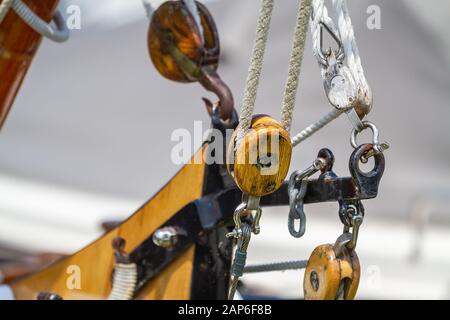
[10,147,207,300]
[0,0,60,129]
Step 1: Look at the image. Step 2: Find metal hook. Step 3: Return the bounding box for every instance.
[317,21,344,67]
[200,70,234,122]
[208,100,239,132]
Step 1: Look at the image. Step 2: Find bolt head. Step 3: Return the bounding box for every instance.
[152,227,178,249]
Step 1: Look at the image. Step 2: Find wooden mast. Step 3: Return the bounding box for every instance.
[0,0,60,129]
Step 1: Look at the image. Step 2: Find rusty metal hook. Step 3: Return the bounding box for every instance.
[199,70,234,122]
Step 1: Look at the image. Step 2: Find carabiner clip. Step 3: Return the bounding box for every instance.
[316,21,344,68]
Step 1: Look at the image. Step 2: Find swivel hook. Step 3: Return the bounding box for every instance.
[316,21,344,68]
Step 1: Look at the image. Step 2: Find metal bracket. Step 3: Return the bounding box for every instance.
[129,145,385,294]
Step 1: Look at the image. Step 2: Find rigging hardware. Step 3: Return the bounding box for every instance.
[304,232,360,300]
[148,0,234,122]
[288,152,328,238]
[108,237,137,300]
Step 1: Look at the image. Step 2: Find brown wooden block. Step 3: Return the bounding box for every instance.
[227,116,292,197]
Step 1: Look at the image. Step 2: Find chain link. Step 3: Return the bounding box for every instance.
[287,158,326,238]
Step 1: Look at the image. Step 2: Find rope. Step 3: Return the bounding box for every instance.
[10,0,69,42]
[108,263,138,300]
[291,108,343,146]
[280,0,312,132]
[235,0,274,146]
[184,0,204,43]
[310,0,338,75]
[310,0,369,98]
[332,0,370,96]
[291,0,372,147]
[0,0,13,24]
[142,0,154,19]
[243,260,308,273]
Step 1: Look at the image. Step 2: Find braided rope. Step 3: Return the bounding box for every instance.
[243,260,308,273]
[184,0,204,43]
[311,0,370,95]
[108,263,137,300]
[291,0,372,147]
[310,0,323,71]
[332,0,370,96]
[10,0,69,43]
[280,0,312,132]
[235,0,274,145]
[142,0,154,19]
[310,0,338,76]
[291,108,343,147]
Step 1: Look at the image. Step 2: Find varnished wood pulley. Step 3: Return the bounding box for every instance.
[303,236,360,300]
[227,115,292,197]
[148,0,219,82]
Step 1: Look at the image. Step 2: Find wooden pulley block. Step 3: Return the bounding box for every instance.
[303,235,360,300]
[148,0,219,82]
[227,115,292,197]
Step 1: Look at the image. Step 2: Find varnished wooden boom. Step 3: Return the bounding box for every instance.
[0,0,59,129]
[10,148,207,300]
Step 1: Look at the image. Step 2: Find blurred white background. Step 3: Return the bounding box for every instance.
[0,0,449,299]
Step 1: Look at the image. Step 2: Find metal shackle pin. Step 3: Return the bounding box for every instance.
[350,121,389,162]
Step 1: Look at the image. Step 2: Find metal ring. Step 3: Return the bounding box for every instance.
[350,121,380,149]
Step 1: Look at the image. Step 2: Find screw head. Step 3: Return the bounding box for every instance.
[152,227,178,249]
